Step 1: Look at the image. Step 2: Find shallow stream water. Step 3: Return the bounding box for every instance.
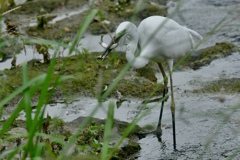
[137,1,240,158]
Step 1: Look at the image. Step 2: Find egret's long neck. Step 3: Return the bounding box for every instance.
[125,24,148,69]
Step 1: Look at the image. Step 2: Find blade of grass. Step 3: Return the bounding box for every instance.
[101,63,131,100]
[101,101,114,160]
[36,132,66,146]
[22,44,73,158]
[0,69,53,158]
[59,102,102,158]
[22,47,59,158]
[130,0,144,22]
[69,9,98,55]
[107,102,161,159]
[22,63,32,131]
[25,38,70,50]
[59,63,131,158]
[0,74,46,138]
[57,9,99,158]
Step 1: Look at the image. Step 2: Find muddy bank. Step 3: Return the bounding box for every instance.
[3,0,167,40]
[0,51,164,105]
[0,116,143,159]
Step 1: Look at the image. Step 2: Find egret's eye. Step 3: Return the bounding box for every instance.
[124,35,130,44]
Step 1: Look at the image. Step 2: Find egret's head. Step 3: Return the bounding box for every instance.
[101,22,130,60]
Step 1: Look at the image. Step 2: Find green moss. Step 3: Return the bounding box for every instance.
[76,123,104,146]
[114,120,142,136]
[49,117,65,132]
[1,51,162,102]
[142,124,156,131]
[27,26,66,40]
[193,78,240,93]
[198,42,237,59]
[116,141,141,159]
[182,42,239,70]
[98,0,134,18]
[138,4,167,19]
[136,63,157,82]
[72,118,142,159]
[117,81,162,98]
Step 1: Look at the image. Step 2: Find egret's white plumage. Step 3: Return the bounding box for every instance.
[100,16,203,150]
[113,16,202,69]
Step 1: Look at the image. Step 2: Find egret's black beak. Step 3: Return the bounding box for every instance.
[100,29,126,60]
[100,36,117,60]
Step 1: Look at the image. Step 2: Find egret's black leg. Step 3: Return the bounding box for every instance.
[167,59,177,150]
[169,69,176,150]
[156,63,168,142]
[156,87,166,142]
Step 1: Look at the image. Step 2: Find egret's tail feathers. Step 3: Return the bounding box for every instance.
[184,27,203,48]
[188,29,203,41]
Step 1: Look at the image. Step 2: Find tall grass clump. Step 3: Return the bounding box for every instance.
[0,8,98,159]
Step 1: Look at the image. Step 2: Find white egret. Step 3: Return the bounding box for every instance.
[99,16,203,150]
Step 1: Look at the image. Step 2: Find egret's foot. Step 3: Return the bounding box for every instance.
[174,147,178,152]
[155,126,162,142]
[141,95,169,104]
